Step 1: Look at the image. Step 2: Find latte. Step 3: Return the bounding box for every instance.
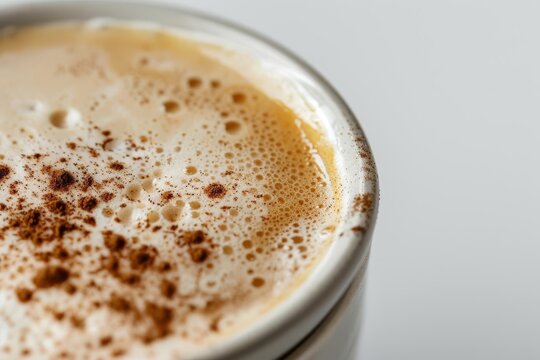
[0,22,340,359]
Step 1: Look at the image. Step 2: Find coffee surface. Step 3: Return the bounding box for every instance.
[0,23,340,359]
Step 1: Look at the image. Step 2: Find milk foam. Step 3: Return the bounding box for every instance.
[0,23,340,359]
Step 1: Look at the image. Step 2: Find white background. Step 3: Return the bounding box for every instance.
[2,0,540,359]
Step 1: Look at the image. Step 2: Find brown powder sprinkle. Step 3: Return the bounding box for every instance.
[204,183,226,199]
[353,193,374,214]
[111,349,126,357]
[32,265,70,289]
[49,170,75,191]
[15,287,33,303]
[109,162,124,171]
[103,256,120,274]
[52,246,69,260]
[21,349,31,357]
[88,148,99,158]
[23,209,41,227]
[9,181,19,195]
[159,280,176,299]
[129,245,157,270]
[120,273,141,286]
[46,199,68,215]
[53,311,65,321]
[8,210,40,244]
[103,231,127,252]
[100,192,114,202]
[189,247,209,263]
[108,294,132,313]
[65,283,77,295]
[79,196,98,212]
[83,216,96,226]
[0,164,11,182]
[53,221,76,240]
[101,138,116,150]
[100,336,113,347]
[182,230,206,245]
[143,302,174,342]
[146,303,173,326]
[351,226,366,233]
[7,206,79,246]
[9,208,75,245]
[81,175,94,191]
[70,315,85,329]
[161,191,174,203]
[209,317,220,332]
[157,261,172,273]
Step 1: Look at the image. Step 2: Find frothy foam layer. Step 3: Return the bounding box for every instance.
[0,23,340,359]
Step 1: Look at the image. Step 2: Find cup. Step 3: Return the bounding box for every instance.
[0,1,379,359]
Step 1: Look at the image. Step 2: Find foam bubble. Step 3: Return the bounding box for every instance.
[126,184,142,201]
[48,108,81,129]
[161,205,181,222]
[162,100,180,114]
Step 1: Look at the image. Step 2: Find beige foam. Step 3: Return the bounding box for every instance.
[0,23,340,359]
